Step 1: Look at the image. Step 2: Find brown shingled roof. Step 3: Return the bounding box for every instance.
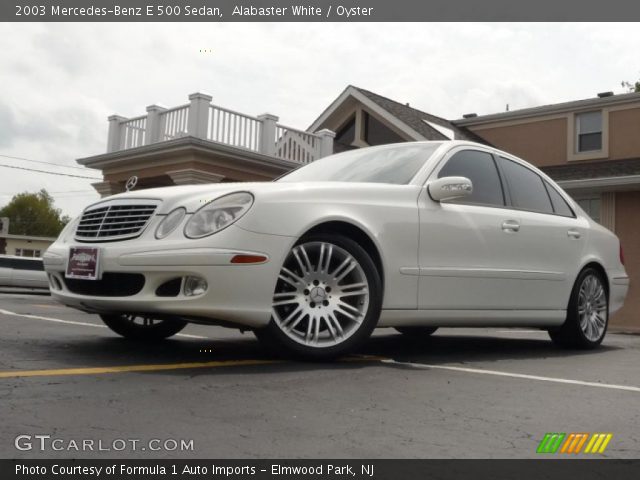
[542,158,640,182]
[352,86,488,144]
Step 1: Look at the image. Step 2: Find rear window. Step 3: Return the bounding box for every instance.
[6,258,45,271]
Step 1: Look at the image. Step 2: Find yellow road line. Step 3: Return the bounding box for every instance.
[0,359,282,379]
[0,355,385,379]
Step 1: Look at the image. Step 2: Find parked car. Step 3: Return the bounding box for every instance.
[0,255,48,289]
[43,141,628,358]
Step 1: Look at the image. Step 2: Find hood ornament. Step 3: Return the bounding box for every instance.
[125,176,138,192]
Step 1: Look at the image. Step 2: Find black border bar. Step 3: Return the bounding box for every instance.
[4,459,640,480]
[3,0,640,22]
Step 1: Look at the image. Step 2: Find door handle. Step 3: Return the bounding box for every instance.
[501,220,520,232]
[568,229,582,239]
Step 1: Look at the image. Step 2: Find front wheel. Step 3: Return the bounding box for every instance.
[100,314,187,341]
[548,268,608,349]
[255,233,382,360]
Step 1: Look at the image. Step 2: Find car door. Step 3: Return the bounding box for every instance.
[11,257,48,288]
[496,155,586,309]
[418,147,528,310]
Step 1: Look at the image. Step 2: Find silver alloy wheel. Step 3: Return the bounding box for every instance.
[578,274,607,342]
[123,314,164,327]
[272,241,370,348]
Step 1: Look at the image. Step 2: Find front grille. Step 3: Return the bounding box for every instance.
[63,273,145,297]
[75,200,159,242]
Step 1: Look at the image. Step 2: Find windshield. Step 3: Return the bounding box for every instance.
[278,143,442,185]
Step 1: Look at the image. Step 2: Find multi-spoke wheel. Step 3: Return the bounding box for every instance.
[100,313,187,341]
[548,267,609,349]
[255,233,382,359]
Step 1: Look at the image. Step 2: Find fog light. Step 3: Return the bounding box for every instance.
[183,276,208,296]
[48,274,62,291]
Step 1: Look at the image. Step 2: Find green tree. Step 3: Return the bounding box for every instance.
[0,189,70,236]
[621,80,640,93]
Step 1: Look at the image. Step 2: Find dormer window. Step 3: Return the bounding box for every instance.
[576,111,602,152]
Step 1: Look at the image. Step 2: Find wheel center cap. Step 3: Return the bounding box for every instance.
[309,286,327,303]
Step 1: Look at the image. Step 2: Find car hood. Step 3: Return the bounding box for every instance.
[82,181,414,215]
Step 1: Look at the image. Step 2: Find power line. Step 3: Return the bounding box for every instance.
[0,163,102,180]
[0,190,96,196]
[0,153,95,172]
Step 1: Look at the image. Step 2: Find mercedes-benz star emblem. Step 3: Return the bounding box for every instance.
[309,287,327,303]
[125,176,138,192]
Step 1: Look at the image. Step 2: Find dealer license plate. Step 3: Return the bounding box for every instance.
[66,247,101,280]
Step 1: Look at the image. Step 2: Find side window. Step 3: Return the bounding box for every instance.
[438,150,505,207]
[12,259,44,271]
[499,157,553,214]
[0,257,12,268]
[544,181,575,217]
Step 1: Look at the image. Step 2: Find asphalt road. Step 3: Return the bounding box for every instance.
[1,292,639,459]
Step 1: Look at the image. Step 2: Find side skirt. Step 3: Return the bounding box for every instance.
[378,309,566,328]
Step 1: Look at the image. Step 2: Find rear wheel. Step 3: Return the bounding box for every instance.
[395,326,438,336]
[548,267,608,349]
[100,314,187,341]
[254,233,382,360]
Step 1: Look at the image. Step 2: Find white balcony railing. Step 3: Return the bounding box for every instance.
[159,104,189,141]
[106,92,335,164]
[275,124,322,164]
[208,105,262,151]
[119,115,146,149]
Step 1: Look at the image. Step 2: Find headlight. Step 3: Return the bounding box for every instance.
[155,208,186,239]
[184,192,254,239]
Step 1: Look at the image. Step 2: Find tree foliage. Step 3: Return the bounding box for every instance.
[621,80,640,93]
[0,189,70,236]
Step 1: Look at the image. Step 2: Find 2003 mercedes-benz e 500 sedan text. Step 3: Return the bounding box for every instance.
[43,141,629,359]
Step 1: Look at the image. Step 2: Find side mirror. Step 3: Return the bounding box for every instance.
[428,176,473,202]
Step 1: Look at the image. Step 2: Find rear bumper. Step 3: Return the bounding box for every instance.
[610,275,629,316]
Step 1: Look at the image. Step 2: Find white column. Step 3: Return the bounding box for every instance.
[107,115,126,152]
[167,169,225,185]
[601,192,616,232]
[258,113,279,156]
[145,104,167,144]
[187,92,213,140]
[316,129,336,158]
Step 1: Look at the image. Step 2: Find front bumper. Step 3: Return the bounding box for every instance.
[43,225,294,328]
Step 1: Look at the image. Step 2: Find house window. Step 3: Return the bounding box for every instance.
[576,111,602,152]
[576,197,601,223]
[14,248,39,258]
[363,112,404,146]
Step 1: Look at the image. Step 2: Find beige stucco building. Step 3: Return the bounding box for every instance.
[0,233,57,257]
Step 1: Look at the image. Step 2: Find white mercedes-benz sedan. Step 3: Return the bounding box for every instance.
[43,141,628,358]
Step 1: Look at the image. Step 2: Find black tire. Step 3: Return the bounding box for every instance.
[254,233,382,360]
[548,267,608,349]
[100,313,188,341]
[395,326,438,336]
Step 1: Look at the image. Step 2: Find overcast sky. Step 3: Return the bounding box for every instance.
[0,22,638,217]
